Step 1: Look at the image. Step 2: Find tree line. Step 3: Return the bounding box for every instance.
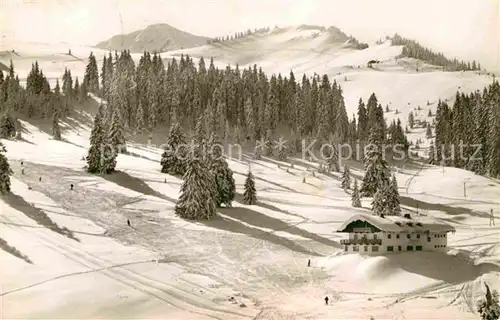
[0,60,87,140]
[433,81,500,178]
[392,33,481,72]
[208,27,270,44]
[85,50,410,161]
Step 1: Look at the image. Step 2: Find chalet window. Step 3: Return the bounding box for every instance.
[372,246,379,252]
[353,246,359,251]
[364,246,368,252]
[427,237,431,242]
[407,245,414,251]
[373,234,377,239]
[416,246,422,251]
[416,234,420,239]
[387,246,394,252]
[398,246,402,251]
[344,246,348,251]
[396,234,400,239]
[353,234,358,240]
[387,234,391,239]
[407,234,411,239]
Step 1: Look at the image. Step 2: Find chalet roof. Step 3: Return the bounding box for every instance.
[336,213,456,233]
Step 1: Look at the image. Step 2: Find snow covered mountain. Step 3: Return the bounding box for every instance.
[94,23,211,53]
[1,23,499,319]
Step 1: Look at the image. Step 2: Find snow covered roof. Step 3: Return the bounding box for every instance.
[336,213,456,233]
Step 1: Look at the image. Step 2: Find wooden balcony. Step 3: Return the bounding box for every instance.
[340,238,382,245]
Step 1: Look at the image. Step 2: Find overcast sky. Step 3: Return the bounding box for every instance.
[1,0,499,70]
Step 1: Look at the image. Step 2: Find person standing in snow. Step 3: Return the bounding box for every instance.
[324,296,329,305]
[127,219,131,227]
[490,209,495,226]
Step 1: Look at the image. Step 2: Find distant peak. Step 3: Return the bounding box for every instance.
[296,25,326,32]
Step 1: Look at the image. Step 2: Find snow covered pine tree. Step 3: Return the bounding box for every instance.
[86,104,105,173]
[174,145,217,220]
[0,142,13,194]
[161,122,187,176]
[351,180,361,207]
[243,169,257,205]
[208,133,236,207]
[341,165,351,190]
[360,127,390,197]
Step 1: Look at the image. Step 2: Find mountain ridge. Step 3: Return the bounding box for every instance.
[95,23,210,53]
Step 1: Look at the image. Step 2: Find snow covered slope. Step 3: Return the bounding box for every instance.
[164,25,494,135]
[1,114,499,319]
[1,25,494,145]
[1,27,499,318]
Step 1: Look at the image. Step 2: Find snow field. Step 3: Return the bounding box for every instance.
[1,115,499,319]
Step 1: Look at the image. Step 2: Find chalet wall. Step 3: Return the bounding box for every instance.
[343,231,449,253]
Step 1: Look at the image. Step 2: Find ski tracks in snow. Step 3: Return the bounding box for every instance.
[0,212,255,320]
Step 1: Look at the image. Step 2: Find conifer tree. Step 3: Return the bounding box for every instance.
[135,101,145,132]
[477,284,500,320]
[243,169,257,205]
[428,140,436,164]
[83,52,99,94]
[86,105,105,173]
[74,77,80,100]
[194,118,206,161]
[52,110,62,140]
[426,124,432,139]
[326,143,339,172]
[386,175,401,215]
[360,127,391,197]
[372,181,389,216]
[161,122,187,175]
[408,112,415,129]
[487,84,500,178]
[108,106,126,153]
[351,180,361,207]
[341,165,351,190]
[0,142,13,194]
[0,110,16,138]
[207,133,235,207]
[244,97,255,141]
[174,150,217,220]
[100,141,117,174]
[357,98,368,141]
